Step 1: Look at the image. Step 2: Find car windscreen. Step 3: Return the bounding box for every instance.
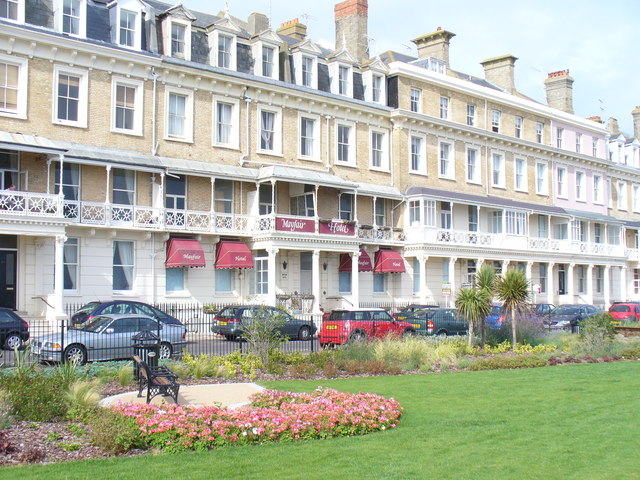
[328,311,350,321]
[75,302,101,315]
[490,306,502,315]
[552,306,580,315]
[610,305,630,312]
[81,316,112,332]
[217,307,242,319]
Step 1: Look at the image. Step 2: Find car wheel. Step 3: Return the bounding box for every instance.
[158,342,173,359]
[298,326,312,341]
[63,344,87,365]
[348,330,366,343]
[402,328,416,337]
[436,330,448,338]
[3,333,22,351]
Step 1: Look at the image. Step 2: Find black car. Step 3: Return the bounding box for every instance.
[393,304,439,321]
[211,305,316,341]
[406,308,468,337]
[70,301,183,328]
[546,304,601,332]
[0,308,29,350]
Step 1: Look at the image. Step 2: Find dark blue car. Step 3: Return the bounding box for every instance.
[485,305,504,330]
[71,301,183,328]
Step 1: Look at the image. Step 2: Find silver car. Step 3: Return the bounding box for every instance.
[31,314,186,364]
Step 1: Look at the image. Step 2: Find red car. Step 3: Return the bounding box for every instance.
[608,303,640,323]
[319,309,416,347]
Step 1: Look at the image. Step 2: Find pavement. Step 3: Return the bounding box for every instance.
[100,383,265,409]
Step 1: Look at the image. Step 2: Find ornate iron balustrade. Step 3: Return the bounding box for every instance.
[0,191,62,217]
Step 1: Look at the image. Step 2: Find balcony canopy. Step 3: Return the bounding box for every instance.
[338,249,372,272]
[166,238,206,268]
[373,250,406,273]
[215,241,254,269]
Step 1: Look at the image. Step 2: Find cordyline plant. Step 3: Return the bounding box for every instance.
[494,269,530,349]
[114,388,403,452]
[455,286,492,348]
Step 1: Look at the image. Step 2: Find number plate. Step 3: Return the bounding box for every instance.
[218,321,228,325]
[325,325,338,330]
[413,324,421,329]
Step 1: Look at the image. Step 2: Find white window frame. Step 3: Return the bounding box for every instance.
[0,53,27,119]
[212,95,240,149]
[536,122,543,143]
[439,96,449,119]
[536,162,548,195]
[409,133,426,175]
[618,181,628,210]
[369,127,389,171]
[57,0,86,37]
[491,152,505,188]
[466,146,480,184]
[491,110,501,133]
[213,31,236,70]
[633,185,640,213]
[257,104,282,156]
[252,41,279,79]
[515,116,523,138]
[111,77,143,136]
[362,69,385,104]
[593,174,603,204]
[410,88,421,113]
[63,237,79,292]
[0,0,25,23]
[298,113,321,161]
[52,64,88,128]
[575,170,586,202]
[299,54,317,88]
[162,17,191,61]
[556,127,564,149]
[467,104,476,126]
[113,240,134,292]
[371,74,384,104]
[576,133,582,153]
[164,87,194,143]
[592,138,598,157]
[506,210,527,236]
[556,167,567,198]
[117,5,141,50]
[331,63,353,97]
[438,140,454,179]
[335,121,356,167]
[514,157,527,192]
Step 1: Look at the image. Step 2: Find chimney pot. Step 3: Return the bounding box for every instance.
[277,17,307,41]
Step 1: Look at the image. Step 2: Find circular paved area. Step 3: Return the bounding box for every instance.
[100,383,265,409]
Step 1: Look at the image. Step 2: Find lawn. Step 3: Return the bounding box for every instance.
[3,361,639,479]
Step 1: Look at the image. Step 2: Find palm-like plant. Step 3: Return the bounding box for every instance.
[455,286,492,347]
[475,264,497,346]
[494,269,530,348]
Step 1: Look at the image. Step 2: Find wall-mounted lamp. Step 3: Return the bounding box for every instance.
[322,262,328,271]
[282,261,288,270]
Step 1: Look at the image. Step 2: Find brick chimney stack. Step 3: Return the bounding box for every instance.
[411,28,456,67]
[632,106,640,139]
[277,18,307,42]
[544,70,574,114]
[334,0,368,63]
[247,12,269,35]
[480,55,518,94]
[607,117,620,135]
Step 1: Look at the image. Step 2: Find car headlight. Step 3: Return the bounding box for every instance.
[44,342,62,351]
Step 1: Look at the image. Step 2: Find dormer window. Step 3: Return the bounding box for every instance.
[58,0,86,37]
[162,14,192,61]
[171,23,186,57]
[338,65,349,95]
[372,74,383,103]
[302,56,314,87]
[1,0,24,22]
[262,45,275,77]
[119,9,137,48]
[218,34,232,68]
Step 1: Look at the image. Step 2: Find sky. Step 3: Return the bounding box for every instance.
[180,0,640,135]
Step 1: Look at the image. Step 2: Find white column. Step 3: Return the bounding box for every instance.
[266,247,278,306]
[567,263,575,301]
[604,265,611,307]
[351,250,360,308]
[448,257,457,307]
[502,259,510,273]
[586,264,594,305]
[621,266,628,302]
[547,262,555,304]
[50,234,67,328]
[312,249,321,313]
[525,261,533,281]
[418,254,428,303]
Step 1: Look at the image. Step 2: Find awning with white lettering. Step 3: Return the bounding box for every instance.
[373,250,406,273]
[166,238,206,268]
[215,241,254,269]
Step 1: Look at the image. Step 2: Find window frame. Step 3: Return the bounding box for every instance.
[212,95,240,149]
[466,146,480,184]
[536,122,543,143]
[301,55,316,88]
[491,152,505,188]
[438,140,454,179]
[52,64,88,128]
[575,170,586,202]
[369,127,389,171]
[491,110,501,133]
[58,0,86,37]
[298,113,321,161]
[556,127,564,149]
[536,162,549,195]
[63,237,79,292]
[215,32,236,70]
[409,133,426,175]
[515,116,523,138]
[0,53,27,119]
[118,7,140,50]
[257,105,283,156]
[439,96,449,119]
[164,87,194,142]
[466,103,476,126]
[410,88,421,113]
[593,174,603,204]
[617,181,628,210]
[111,77,143,136]
[113,240,134,292]
[0,0,25,23]
[335,121,356,167]
[575,133,582,153]
[556,166,567,199]
[514,157,527,192]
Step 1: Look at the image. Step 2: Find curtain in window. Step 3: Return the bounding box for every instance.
[113,241,133,290]
[217,103,231,143]
[261,111,274,150]
[169,94,186,136]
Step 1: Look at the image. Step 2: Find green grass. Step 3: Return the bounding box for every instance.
[3,362,640,479]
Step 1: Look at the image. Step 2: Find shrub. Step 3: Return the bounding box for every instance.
[64,379,102,421]
[0,368,71,421]
[116,363,134,386]
[486,313,546,347]
[579,314,616,354]
[468,354,549,371]
[87,408,144,454]
[242,306,289,366]
[0,390,14,429]
[619,345,640,359]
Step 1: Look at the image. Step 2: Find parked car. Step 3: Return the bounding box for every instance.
[545,304,601,331]
[393,304,439,321]
[211,306,316,341]
[530,303,555,323]
[0,308,29,350]
[406,308,467,337]
[70,301,183,328]
[32,314,186,365]
[318,309,416,347]
[608,303,640,324]
[485,305,504,330]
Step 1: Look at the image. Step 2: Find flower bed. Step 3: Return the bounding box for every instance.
[114,388,403,452]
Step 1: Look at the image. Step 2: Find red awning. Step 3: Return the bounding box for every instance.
[166,238,206,268]
[215,241,254,269]
[374,250,406,273]
[338,249,372,272]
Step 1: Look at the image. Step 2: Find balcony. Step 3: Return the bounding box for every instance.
[0,191,63,218]
[528,237,626,257]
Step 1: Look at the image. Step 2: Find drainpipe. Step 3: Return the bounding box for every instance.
[240,87,251,166]
[151,68,159,156]
[325,115,331,169]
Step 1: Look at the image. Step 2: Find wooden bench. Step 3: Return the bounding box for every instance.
[133,355,180,404]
